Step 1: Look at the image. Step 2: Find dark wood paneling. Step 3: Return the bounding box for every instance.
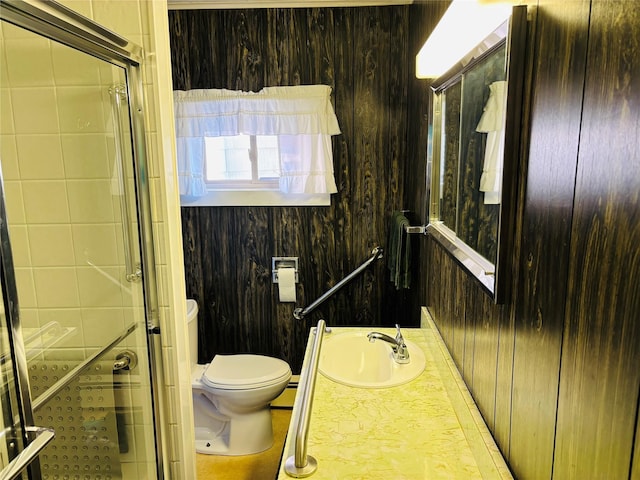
[509,1,591,479]
[414,1,640,479]
[492,2,538,460]
[350,7,389,323]
[553,1,640,478]
[169,7,413,372]
[470,288,503,432]
[462,285,476,387]
[492,301,514,459]
[424,234,503,431]
[329,8,354,322]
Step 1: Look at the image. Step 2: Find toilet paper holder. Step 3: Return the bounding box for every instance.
[272,257,299,283]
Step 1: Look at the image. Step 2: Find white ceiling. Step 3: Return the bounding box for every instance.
[168,0,414,10]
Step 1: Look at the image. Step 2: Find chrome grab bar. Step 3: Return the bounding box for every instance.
[293,247,383,320]
[284,319,326,478]
[0,426,55,480]
[113,349,138,371]
[109,83,141,283]
[32,323,137,411]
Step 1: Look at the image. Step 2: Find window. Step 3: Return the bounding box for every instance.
[173,85,341,206]
[204,134,279,188]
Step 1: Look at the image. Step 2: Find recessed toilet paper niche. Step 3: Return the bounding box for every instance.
[272,257,299,303]
[272,257,299,283]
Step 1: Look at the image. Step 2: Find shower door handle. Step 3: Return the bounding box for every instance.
[0,426,55,480]
[110,84,142,283]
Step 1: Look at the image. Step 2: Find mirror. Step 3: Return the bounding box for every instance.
[427,6,527,303]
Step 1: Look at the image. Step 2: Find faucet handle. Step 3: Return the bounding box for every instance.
[394,324,410,364]
[394,324,405,344]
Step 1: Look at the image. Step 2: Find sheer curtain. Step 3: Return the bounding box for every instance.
[173,85,341,197]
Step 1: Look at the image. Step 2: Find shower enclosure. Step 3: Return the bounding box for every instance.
[0,1,164,478]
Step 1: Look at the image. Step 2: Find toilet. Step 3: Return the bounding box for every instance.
[187,299,291,455]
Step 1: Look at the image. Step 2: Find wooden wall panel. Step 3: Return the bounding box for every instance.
[329,8,354,322]
[462,286,476,387]
[424,234,503,432]
[411,1,640,479]
[509,1,591,479]
[553,1,640,477]
[470,289,502,432]
[350,7,388,323]
[169,7,413,372]
[492,301,514,458]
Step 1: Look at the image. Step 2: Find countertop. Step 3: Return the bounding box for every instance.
[277,308,512,480]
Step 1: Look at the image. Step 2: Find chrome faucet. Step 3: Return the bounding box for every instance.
[367,324,410,364]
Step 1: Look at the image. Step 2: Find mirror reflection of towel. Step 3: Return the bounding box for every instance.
[476,80,507,205]
[387,211,411,289]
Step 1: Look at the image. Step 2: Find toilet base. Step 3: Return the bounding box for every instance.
[195,427,231,455]
[194,407,274,456]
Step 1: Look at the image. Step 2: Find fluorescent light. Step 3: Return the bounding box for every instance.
[416,0,514,79]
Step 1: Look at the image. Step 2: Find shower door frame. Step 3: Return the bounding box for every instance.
[0,0,164,477]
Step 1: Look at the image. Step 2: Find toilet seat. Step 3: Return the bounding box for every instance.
[201,354,291,390]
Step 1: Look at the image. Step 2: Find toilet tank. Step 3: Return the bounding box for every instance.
[186,299,199,366]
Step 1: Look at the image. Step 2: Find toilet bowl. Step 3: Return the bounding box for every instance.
[187,299,291,455]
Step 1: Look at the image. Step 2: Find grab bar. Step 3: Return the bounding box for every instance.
[109,84,141,283]
[293,247,383,320]
[285,319,325,478]
[32,323,137,411]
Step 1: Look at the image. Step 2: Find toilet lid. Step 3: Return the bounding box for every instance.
[202,354,291,390]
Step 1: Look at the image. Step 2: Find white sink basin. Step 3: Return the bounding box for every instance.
[318,331,426,388]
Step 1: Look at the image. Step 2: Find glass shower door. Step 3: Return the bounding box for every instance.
[0,214,56,479]
[0,11,160,480]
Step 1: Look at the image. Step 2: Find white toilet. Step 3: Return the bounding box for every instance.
[187,299,291,455]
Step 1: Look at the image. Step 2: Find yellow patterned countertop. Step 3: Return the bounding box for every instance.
[277,308,513,480]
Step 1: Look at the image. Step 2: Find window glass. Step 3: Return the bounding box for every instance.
[204,134,280,184]
[205,135,251,181]
[256,135,280,179]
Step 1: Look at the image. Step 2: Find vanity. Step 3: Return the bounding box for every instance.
[277,308,512,479]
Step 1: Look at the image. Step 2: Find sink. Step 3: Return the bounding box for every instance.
[318,331,426,388]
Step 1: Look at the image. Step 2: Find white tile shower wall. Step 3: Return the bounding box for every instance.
[1,1,196,477]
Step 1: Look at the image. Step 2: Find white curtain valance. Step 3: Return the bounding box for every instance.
[174,85,341,137]
[174,85,341,197]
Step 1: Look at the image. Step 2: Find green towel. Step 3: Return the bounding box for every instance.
[387,211,411,289]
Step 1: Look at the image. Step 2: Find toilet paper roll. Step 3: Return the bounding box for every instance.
[277,267,296,302]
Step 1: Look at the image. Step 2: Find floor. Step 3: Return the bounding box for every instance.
[196,409,292,480]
